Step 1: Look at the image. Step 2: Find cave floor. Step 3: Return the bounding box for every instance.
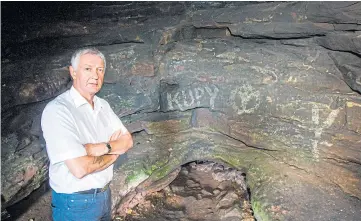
[5,182,52,221]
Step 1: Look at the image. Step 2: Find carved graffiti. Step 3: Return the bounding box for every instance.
[346,72,361,86]
[194,87,204,105]
[167,85,219,111]
[356,75,361,85]
[249,65,278,84]
[230,84,261,115]
[311,104,340,160]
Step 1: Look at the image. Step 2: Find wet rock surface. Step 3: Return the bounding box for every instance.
[122,161,254,221]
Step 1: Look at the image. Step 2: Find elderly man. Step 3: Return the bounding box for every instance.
[41,48,133,220]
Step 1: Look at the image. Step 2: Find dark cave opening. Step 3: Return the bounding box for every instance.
[118,160,255,221]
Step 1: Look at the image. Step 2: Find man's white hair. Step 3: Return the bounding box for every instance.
[71,47,106,71]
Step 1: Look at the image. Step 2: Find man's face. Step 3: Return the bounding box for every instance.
[70,53,105,98]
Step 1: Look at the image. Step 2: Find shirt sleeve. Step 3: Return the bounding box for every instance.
[106,103,128,134]
[41,102,87,165]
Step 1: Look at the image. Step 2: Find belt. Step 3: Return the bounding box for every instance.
[73,183,110,194]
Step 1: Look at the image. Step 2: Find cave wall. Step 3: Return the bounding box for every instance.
[1,2,361,220]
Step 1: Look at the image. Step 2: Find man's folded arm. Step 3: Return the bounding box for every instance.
[85,130,133,156]
[108,131,133,155]
[65,130,133,179]
[42,104,121,179]
[65,154,119,179]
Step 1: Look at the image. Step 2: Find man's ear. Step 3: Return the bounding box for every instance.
[69,66,76,80]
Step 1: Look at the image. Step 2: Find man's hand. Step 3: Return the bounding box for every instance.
[109,130,123,141]
[107,130,133,155]
[85,143,108,157]
[65,154,119,179]
[85,130,133,156]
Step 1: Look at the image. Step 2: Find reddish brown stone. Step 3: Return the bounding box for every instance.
[23,166,38,184]
[192,108,215,128]
[131,62,155,77]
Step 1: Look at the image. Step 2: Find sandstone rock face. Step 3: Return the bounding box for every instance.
[2,2,361,221]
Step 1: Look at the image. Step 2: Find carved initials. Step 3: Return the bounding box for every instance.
[166,85,219,110]
[311,105,340,160]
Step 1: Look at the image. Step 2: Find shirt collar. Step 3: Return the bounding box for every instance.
[69,86,102,110]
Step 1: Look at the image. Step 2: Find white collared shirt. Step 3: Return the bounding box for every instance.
[41,86,128,193]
